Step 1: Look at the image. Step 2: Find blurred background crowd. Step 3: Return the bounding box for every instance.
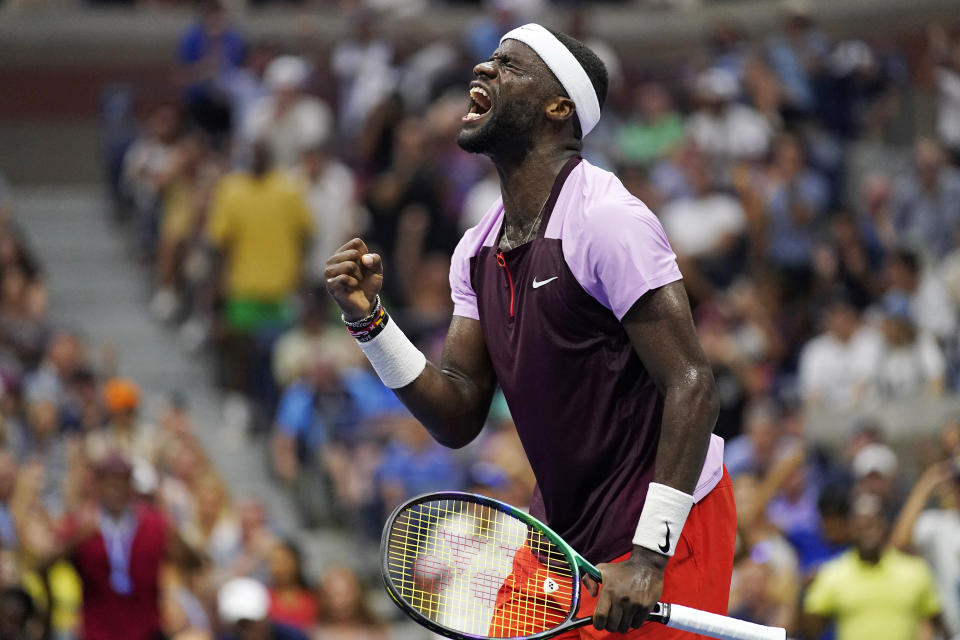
[1,0,960,638]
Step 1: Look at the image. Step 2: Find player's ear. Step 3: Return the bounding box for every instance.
[545,96,576,125]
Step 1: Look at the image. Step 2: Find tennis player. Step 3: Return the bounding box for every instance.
[325,24,735,639]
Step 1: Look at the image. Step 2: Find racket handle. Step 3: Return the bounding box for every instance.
[651,603,786,640]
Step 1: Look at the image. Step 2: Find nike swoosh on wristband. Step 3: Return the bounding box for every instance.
[532,277,559,289]
[659,523,671,554]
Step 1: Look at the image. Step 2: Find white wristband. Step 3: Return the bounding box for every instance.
[356,316,427,389]
[632,483,694,557]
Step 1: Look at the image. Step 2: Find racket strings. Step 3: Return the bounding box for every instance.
[386,499,576,637]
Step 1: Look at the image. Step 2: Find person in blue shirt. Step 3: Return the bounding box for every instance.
[177,0,246,146]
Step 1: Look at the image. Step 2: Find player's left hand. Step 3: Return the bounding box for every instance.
[584,546,667,633]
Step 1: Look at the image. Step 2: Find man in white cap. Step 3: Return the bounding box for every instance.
[325,23,733,638]
[217,577,308,640]
[243,55,332,169]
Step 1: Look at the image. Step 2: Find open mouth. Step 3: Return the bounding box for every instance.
[463,86,492,122]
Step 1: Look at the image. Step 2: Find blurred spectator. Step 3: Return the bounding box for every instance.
[893,138,960,260]
[206,142,313,417]
[464,1,520,64]
[271,345,357,527]
[659,148,746,297]
[60,454,172,640]
[364,117,454,287]
[728,548,793,632]
[291,145,360,284]
[0,586,44,640]
[0,450,17,549]
[217,577,308,640]
[314,566,386,640]
[724,400,786,477]
[856,170,898,258]
[331,13,395,138]
[149,133,221,324]
[243,57,333,170]
[19,396,71,515]
[161,530,212,639]
[929,26,960,161]
[803,492,942,640]
[813,214,882,310]
[180,473,241,575]
[178,0,246,146]
[614,82,685,166]
[86,378,159,467]
[122,106,183,259]
[765,0,829,114]
[0,265,48,373]
[798,292,881,409]
[376,417,466,517]
[25,331,84,412]
[732,473,800,608]
[265,540,317,632]
[890,456,960,638]
[884,247,957,344]
[686,68,774,166]
[872,293,946,399]
[219,43,274,149]
[850,443,903,521]
[761,134,830,276]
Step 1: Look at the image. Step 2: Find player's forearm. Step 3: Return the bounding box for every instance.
[395,361,491,448]
[652,364,719,494]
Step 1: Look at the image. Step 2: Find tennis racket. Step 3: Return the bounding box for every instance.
[382,491,784,640]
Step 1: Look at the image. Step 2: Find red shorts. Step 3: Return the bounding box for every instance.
[490,468,736,639]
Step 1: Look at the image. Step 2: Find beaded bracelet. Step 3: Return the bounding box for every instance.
[344,297,390,343]
[342,295,382,329]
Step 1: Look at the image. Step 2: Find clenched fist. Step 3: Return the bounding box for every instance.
[325,238,384,321]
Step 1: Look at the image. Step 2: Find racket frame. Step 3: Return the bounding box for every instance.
[381,491,605,640]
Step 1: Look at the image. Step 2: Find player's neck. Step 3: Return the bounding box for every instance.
[494,145,579,229]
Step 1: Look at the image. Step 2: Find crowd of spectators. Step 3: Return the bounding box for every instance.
[0,176,388,637]
[10,0,959,637]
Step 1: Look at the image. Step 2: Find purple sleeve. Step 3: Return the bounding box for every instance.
[449,231,480,321]
[565,200,682,320]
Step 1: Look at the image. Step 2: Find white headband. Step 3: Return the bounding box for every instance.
[499,23,601,137]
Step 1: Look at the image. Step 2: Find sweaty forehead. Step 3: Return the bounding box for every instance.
[494,39,548,73]
[493,39,563,93]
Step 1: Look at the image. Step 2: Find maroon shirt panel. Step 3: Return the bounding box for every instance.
[469,162,665,563]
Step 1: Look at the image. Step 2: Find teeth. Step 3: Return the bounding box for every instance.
[464,112,482,120]
[470,87,489,99]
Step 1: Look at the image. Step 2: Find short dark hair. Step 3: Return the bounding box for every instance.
[545,28,609,139]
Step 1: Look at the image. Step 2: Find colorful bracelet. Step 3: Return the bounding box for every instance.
[345,301,389,343]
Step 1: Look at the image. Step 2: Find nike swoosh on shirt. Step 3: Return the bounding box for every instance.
[532,277,559,289]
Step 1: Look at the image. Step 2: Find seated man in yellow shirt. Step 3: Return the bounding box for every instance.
[803,491,942,640]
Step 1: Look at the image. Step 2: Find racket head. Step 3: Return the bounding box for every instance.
[381,491,589,640]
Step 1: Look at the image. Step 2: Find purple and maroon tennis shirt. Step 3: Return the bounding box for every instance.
[450,157,725,563]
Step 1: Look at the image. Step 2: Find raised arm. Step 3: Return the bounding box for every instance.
[325,238,497,448]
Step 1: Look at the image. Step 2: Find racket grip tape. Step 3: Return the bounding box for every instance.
[652,603,786,640]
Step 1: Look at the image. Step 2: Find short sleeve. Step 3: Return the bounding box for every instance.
[576,202,682,320]
[449,232,480,321]
[803,563,839,617]
[916,560,941,618]
[275,384,314,438]
[206,179,232,248]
